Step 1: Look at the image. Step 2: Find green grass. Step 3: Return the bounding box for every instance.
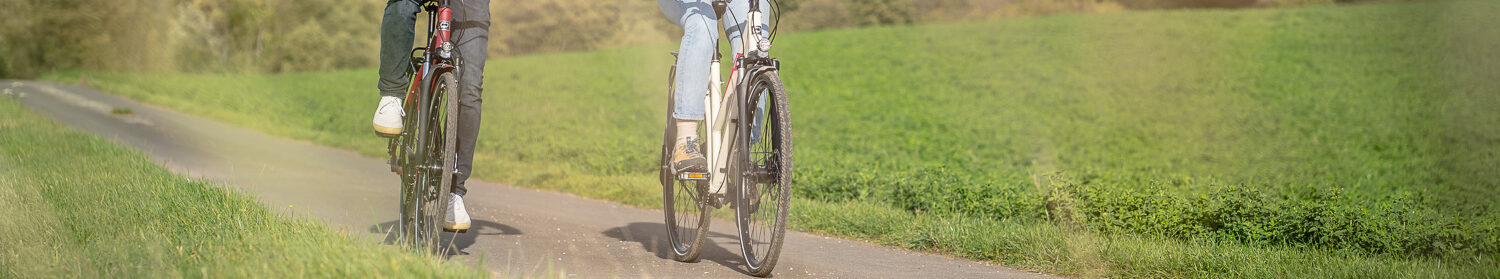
[0,99,483,278]
[44,0,1500,277]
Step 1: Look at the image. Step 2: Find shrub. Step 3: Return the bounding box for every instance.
[1050,171,1499,258]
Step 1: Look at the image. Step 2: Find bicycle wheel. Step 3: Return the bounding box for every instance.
[429,71,459,253]
[661,64,711,262]
[734,70,791,277]
[404,72,457,254]
[397,78,424,250]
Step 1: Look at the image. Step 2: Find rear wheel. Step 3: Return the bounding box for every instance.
[734,70,792,277]
[661,64,711,262]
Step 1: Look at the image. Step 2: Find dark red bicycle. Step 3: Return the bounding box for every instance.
[384,0,460,255]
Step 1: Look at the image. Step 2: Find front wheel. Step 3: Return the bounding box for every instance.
[401,71,458,255]
[734,70,792,277]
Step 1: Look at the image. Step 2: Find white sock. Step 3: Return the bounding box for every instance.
[676,120,699,144]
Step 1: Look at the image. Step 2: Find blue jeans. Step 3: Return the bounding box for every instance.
[658,0,770,121]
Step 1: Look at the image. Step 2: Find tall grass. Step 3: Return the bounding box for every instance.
[0,98,483,278]
[46,0,1500,276]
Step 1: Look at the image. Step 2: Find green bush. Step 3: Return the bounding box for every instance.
[1050,171,1500,258]
[799,166,1043,219]
[845,0,918,25]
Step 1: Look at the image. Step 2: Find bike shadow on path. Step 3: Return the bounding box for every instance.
[369,218,522,257]
[602,222,753,276]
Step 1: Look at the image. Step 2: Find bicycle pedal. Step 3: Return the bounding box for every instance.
[678,172,709,181]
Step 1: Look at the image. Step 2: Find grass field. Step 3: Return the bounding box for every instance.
[0,98,483,278]
[45,0,1500,277]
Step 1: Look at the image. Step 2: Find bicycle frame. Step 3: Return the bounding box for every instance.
[389,0,459,172]
[405,0,459,110]
[699,0,777,195]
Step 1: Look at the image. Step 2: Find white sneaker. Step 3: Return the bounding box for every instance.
[372,96,404,136]
[445,193,471,231]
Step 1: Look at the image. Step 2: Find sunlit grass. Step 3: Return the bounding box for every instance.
[0,99,484,278]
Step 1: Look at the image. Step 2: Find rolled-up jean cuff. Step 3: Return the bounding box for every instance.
[673,112,705,121]
[380,89,404,98]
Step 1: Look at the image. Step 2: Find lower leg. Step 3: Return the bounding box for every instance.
[676,120,698,143]
[451,20,490,197]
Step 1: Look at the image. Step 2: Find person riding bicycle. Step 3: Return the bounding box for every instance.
[658,0,770,178]
[372,0,490,231]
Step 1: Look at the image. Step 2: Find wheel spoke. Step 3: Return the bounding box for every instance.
[392,72,458,254]
[735,72,790,276]
[661,64,711,262]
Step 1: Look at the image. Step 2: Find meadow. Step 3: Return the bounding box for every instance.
[0,98,483,277]
[46,0,1499,277]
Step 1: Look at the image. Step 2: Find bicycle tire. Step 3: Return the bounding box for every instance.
[734,70,792,277]
[398,73,430,251]
[400,72,457,255]
[661,64,711,262]
[425,71,458,254]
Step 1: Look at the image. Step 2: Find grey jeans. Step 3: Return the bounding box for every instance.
[378,0,490,196]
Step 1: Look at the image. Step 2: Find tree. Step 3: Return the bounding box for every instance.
[845,0,916,26]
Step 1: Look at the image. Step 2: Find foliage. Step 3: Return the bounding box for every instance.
[2,0,1349,78]
[1046,172,1499,257]
[0,0,382,77]
[845,0,918,25]
[800,166,1045,219]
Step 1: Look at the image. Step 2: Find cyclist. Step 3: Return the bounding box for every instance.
[372,0,490,231]
[657,0,770,178]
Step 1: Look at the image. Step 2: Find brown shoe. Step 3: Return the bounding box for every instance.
[673,138,707,173]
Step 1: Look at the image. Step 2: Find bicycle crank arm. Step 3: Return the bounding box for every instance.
[387,139,401,173]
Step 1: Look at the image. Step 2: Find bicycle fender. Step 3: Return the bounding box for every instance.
[431,64,458,77]
[746,58,780,79]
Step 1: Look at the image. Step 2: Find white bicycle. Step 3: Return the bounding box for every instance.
[657,0,791,276]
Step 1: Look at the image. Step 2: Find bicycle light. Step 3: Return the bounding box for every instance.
[758,36,771,53]
[438,41,454,59]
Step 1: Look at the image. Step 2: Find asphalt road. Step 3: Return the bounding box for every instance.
[8,80,1052,278]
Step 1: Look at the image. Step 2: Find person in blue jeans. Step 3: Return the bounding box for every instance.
[371,0,489,231]
[658,0,770,180]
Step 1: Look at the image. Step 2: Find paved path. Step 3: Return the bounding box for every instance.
[8,80,1052,278]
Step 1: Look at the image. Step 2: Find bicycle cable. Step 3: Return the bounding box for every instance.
[720,0,780,47]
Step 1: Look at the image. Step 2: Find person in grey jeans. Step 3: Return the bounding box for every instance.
[371,0,489,232]
[658,0,769,184]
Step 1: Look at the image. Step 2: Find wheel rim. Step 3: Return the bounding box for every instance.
[661,64,708,260]
[399,75,453,253]
[399,90,422,250]
[671,180,707,256]
[739,74,788,270]
[665,141,708,258]
[417,77,452,252]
